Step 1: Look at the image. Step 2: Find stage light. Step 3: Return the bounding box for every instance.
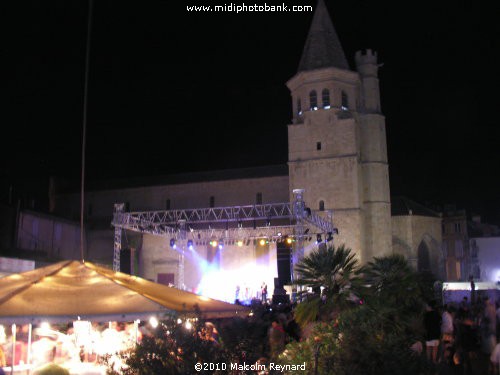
[316,234,322,244]
[286,237,293,245]
[326,232,333,242]
[187,240,194,250]
[259,238,266,246]
[170,238,176,249]
[218,239,224,249]
[237,240,243,247]
[277,232,282,237]
[210,239,218,248]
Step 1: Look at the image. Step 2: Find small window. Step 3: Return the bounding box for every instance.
[322,89,330,109]
[297,98,302,115]
[166,199,171,210]
[309,90,318,110]
[256,192,263,205]
[209,196,215,208]
[341,91,349,110]
[316,142,321,150]
[319,200,325,211]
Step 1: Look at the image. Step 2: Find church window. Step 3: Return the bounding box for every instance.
[316,142,321,150]
[209,196,215,207]
[319,200,325,211]
[256,192,262,204]
[297,98,302,115]
[341,91,349,110]
[322,89,330,109]
[309,90,318,110]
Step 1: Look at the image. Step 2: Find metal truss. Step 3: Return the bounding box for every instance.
[112,203,336,235]
[112,190,337,285]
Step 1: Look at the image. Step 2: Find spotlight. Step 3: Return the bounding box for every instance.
[210,240,218,248]
[237,240,243,247]
[316,234,322,244]
[259,238,266,246]
[277,232,282,237]
[187,240,194,250]
[170,238,176,249]
[326,232,333,242]
[218,239,224,250]
[286,237,293,245]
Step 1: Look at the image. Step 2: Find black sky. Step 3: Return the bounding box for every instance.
[2,1,499,223]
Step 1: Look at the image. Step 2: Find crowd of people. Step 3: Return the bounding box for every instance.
[0,320,141,372]
[421,295,500,374]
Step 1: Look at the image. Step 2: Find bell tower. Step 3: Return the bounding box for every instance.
[287,0,391,262]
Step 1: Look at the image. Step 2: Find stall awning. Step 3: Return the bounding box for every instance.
[0,260,249,323]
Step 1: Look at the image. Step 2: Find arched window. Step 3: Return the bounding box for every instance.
[417,241,431,272]
[297,98,302,115]
[341,91,349,110]
[319,200,325,211]
[322,89,330,109]
[309,90,318,110]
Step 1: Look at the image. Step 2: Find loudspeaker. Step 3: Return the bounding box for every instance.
[120,248,131,274]
[276,242,291,286]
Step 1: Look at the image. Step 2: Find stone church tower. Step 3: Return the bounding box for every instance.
[287,0,392,263]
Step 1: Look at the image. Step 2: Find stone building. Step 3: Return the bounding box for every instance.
[44,0,443,297]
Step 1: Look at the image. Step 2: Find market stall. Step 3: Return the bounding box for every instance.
[0,260,249,374]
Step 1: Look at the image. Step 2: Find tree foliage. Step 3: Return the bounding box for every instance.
[280,252,434,374]
[294,244,361,325]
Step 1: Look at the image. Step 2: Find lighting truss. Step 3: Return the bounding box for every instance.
[111,196,337,285]
[112,202,336,234]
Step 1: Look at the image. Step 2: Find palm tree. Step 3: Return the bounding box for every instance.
[358,254,426,334]
[294,244,360,325]
[360,254,421,304]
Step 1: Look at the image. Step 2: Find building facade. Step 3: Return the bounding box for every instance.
[40,1,444,297]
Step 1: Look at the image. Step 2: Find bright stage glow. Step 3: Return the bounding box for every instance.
[237,240,243,247]
[196,262,273,303]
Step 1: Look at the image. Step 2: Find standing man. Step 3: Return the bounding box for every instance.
[261,282,268,304]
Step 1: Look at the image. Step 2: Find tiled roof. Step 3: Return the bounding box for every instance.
[83,164,289,191]
[297,0,350,72]
[391,196,441,218]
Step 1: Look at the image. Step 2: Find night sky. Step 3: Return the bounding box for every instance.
[2,1,499,223]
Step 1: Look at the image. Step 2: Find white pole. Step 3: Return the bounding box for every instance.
[10,324,16,375]
[27,324,32,375]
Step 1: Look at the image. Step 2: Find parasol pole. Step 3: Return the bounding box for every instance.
[80,0,94,263]
[10,324,16,375]
[27,324,32,375]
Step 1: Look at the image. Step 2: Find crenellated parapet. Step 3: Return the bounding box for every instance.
[355,49,379,78]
